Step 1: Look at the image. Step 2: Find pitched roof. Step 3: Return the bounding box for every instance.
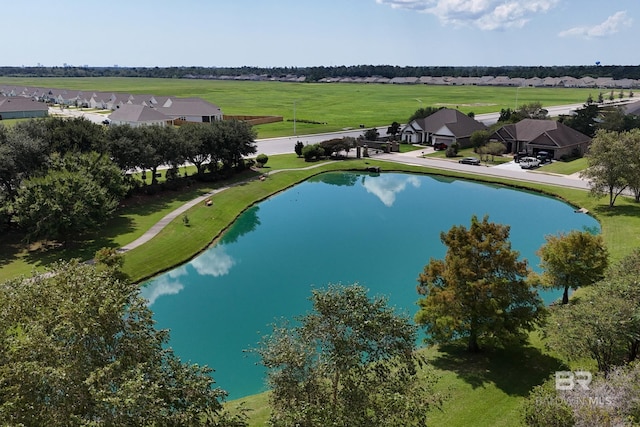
[0,96,49,113]
[493,119,590,148]
[413,108,487,138]
[108,104,169,123]
[157,98,222,118]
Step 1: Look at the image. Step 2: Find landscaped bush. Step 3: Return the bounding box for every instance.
[302,143,324,161]
[445,145,458,157]
[256,153,269,167]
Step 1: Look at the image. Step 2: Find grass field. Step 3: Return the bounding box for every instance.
[0,77,597,138]
[538,157,588,175]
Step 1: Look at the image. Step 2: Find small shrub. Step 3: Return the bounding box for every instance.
[302,144,324,162]
[256,153,269,167]
[445,146,458,158]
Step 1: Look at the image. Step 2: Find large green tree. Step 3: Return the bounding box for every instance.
[415,215,543,352]
[214,120,257,171]
[408,106,442,123]
[622,129,640,202]
[0,261,245,426]
[178,123,214,177]
[256,284,443,427]
[559,102,600,137]
[580,129,630,207]
[543,249,640,373]
[537,230,609,304]
[11,152,128,243]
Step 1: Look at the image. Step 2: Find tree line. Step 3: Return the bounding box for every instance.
[0,117,257,243]
[3,64,640,80]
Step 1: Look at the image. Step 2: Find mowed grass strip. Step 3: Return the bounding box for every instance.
[0,77,596,138]
[538,157,588,175]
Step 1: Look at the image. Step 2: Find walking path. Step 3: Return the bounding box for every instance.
[118,150,590,254]
[118,161,334,253]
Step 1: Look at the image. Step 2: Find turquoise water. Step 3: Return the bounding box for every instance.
[141,172,599,399]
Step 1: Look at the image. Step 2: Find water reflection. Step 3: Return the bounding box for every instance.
[221,206,261,244]
[361,174,421,207]
[141,266,186,306]
[309,172,359,187]
[191,245,235,277]
[141,245,236,306]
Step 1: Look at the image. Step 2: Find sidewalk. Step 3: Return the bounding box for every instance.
[118,161,334,254]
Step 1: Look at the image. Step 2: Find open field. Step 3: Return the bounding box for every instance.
[0,77,596,138]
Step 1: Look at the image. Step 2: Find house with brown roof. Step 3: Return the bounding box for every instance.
[490,119,591,160]
[401,108,487,147]
[0,96,49,119]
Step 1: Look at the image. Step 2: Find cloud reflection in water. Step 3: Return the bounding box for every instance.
[191,245,236,277]
[141,246,235,306]
[362,174,421,207]
[141,266,187,306]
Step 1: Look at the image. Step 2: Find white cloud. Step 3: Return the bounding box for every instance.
[140,266,187,306]
[362,174,421,207]
[376,0,559,30]
[191,246,235,278]
[559,11,632,38]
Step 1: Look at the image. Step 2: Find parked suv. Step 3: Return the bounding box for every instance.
[536,151,552,163]
[519,157,541,169]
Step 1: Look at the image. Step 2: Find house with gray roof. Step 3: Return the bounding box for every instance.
[108,104,171,127]
[157,97,223,123]
[0,96,49,119]
[490,119,591,160]
[401,108,487,148]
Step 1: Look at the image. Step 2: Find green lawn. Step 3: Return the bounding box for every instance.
[538,157,588,175]
[230,332,564,427]
[0,77,597,138]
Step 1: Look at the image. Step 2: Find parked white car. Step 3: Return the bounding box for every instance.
[519,157,541,169]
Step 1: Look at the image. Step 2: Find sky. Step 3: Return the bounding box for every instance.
[4,0,638,68]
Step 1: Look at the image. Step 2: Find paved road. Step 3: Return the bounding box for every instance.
[375,150,590,191]
[254,101,597,155]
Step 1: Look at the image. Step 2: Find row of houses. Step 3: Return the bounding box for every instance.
[185,73,640,89]
[318,75,639,89]
[400,107,600,160]
[186,73,640,88]
[0,85,223,126]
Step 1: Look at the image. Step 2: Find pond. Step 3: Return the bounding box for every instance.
[141,171,599,399]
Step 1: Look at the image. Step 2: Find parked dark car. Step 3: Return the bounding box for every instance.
[536,150,552,163]
[433,142,448,151]
[458,157,481,165]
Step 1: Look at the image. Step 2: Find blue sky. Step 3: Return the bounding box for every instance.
[5,0,638,67]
